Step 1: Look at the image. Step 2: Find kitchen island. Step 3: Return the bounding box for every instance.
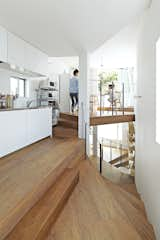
[0,106,52,158]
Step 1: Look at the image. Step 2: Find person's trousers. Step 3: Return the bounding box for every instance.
[70,93,78,112]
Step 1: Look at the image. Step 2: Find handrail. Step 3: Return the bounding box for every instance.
[90,82,130,117]
[99,143,103,174]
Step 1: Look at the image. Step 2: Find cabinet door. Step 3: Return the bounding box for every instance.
[0,26,7,62]
[35,50,48,76]
[0,111,28,157]
[7,32,25,68]
[25,44,48,76]
[24,42,38,73]
[27,108,52,144]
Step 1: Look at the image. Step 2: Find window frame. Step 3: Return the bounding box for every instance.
[10,76,27,98]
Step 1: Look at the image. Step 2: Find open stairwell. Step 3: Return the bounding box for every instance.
[1,138,156,240]
[46,161,156,240]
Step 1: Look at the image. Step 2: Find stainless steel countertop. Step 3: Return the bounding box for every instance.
[0,106,52,112]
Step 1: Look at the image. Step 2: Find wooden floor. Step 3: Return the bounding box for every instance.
[46,161,155,240]
[0,136,85,239]
[0,123,156,240]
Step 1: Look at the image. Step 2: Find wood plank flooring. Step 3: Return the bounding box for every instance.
[5,168,79,240]
[46,161,155,240]
[0,136,84,240]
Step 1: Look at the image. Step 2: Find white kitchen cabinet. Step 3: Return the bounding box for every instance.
[27,108,52,144]
[0,107,52,158]
[0,110,28,157]
[24,42,38,73]
[35,50,48,76]
[0,26,7,62]
[7,31,48,76]
[24,42,48,76]
[7,32,25,68]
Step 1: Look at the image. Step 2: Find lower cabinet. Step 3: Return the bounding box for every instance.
[27,108,52,144]
[0,108,52,158]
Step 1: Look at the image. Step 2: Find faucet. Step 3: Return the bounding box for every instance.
[26,100,34,108]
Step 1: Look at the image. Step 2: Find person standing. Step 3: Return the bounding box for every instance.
[69,69,79,113]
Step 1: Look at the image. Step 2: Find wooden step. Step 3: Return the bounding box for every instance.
[47,161,156,240]
[5,168,79,240]
[109,152,128,165]
[53,126,78,139]
[119,183,140,199]
[79,219,142,240]
[114,159,129,168]
[0,138,84,240]
[103,177,147,218]
[58,118,78,129]
[48,218,142,240]
[60,112,78,122]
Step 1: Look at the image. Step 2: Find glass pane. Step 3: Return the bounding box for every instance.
[19,79,25,97]
[10,77,18,95]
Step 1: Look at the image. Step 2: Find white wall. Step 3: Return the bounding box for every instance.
[90,21,139,69]
[136,1,160,239]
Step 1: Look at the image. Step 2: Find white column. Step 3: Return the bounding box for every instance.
[78,51,90,156]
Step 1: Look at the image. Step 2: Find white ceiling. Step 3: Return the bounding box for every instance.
[0,0,150,56]
[90,20,140,69]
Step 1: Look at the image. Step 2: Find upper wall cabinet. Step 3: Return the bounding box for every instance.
[7,32,48,76]
[8,32,25,68]
[35,49,48,76]
[0,26,7,62]
[24,42,48,76]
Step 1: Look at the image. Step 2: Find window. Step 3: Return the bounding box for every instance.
[156,38,160,143]
[10,77,26,97]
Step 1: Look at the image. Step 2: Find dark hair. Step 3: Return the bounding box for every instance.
[73,69,79,76]
[109,83,115,89]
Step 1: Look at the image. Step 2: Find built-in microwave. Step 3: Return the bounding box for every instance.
[40,79,55,89]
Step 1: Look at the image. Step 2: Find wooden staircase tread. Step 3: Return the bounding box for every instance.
[102,177,146,216]
[5,168,79,240]
[60,112,78,122]
[109,152,128,165]
[58,119,78,129]
[47,161,156,240]
[119,184,140,199]
[48,219,142,240]
[114,159,129,168]
[53,126,78,139]
[0,138,84,240]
